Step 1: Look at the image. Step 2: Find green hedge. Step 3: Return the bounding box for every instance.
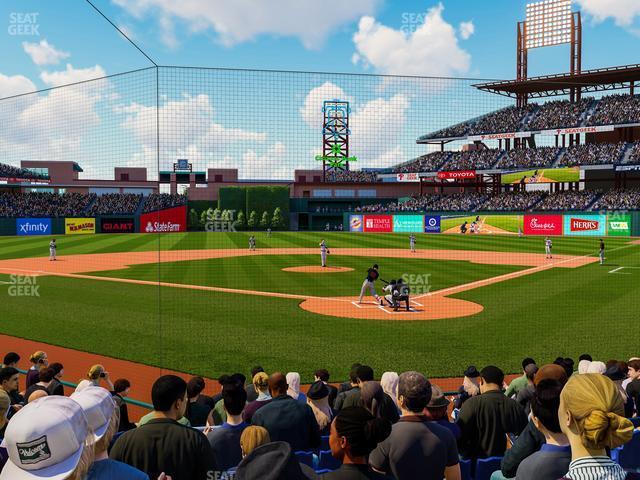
[218,187,246,215]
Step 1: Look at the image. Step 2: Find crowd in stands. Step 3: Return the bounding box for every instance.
[479,192,546,212]
[591,189,640,211]
[441,149,501,171]
[1,350,639,480]
[0,192,95,217]
[393,152,450,173]
[142,193,187,213]
[471,105,536,137]
[587,94,640,126]
[360,193,487,213]
[325,171,379,183]
[495,147,560,170]
[0,162,48,180]
[558,142,626,167]
[536,190,602,211]
[87,193,143,215]
[626,142,640,164]
[526,98,592,131]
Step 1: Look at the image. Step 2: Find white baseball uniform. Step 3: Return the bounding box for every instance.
[320,241,328,267]
[545,239,552,258]
[49,241,56,261]
[409,235,416,252]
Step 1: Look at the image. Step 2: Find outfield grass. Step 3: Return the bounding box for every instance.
[1,232,638,381]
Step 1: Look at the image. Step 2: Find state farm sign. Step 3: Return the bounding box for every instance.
[140,206,187,234]
[437,170,476,180]
[523,215,563,236]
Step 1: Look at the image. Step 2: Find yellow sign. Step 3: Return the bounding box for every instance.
[65,218,96,235]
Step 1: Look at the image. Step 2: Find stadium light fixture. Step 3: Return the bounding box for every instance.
[525,0,572,49]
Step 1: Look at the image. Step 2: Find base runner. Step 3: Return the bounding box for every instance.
[359,264,382,305]
[320,239,330,267]
[49,238,57,261]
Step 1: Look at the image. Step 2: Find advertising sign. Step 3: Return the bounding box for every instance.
[17,218,51,236]
[523,215,563,236]
[424,215,441,233]
[563,214,606,237]
[101,218,135,234]
[437,170,476,180]
[607,214,631,237]
[392,215,424,233]
[363,215,392,233]
[140,206,187,233]
[65,218,96,235]
[349,215,363,232]
[396,173,420,182]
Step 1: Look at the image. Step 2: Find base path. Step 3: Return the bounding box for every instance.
[282,266,354,273]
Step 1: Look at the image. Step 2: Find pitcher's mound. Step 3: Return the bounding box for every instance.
[300,295,483,321]
[282,266,354,273]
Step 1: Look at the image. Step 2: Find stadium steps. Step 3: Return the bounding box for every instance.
[619,142,635,165]
[585,191,604,211]
[579,98,599,127]
[550,147,567,168]
[520,105,541,130]
[136,196,148,215]
[82,195,98,215]
[527,193,549,211]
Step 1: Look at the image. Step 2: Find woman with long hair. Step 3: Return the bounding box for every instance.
[307,381,333,435]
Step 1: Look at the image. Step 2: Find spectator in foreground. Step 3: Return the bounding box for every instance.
[306,380,333,435]
[605,362,634,418]
[626,359,640,416]
[505,357,536,398]
[515,363,539,416]
[0,367,23,417]
[515,380,570,480]
[454,365,480,409]
[335,365,362,411]
[185,376,212,427]
[251,372,321,451]
[369,371,460,480]
[286,372,307,404]
[325,407,392,479]
[0,396,94,480]
[110,375,214,480]
[26,350,48,388]
[360,381,400,425]
[457,366,527,459]
[211,373,245,425]
[113,378,137,432]
[47,362,65,396]
[76,364,114,392]
[380,372,399,409]
[246,366,264,403]
[1,352,19,369]
[72,386,149,480]
[559,374,633,480]
[234,441,317,480]
[206,381,248,471]
[586,361,607,374]
[498,363,568,479]
[0,390,10,440]
[315,368,339,409]
[240,425,271,457]
[243,372,272,423]
[424,385,460,440]
[24,366,56,403]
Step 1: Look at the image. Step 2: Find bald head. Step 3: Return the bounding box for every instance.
[269,372,288,397]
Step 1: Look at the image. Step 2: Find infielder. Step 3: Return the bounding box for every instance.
[49,238,57,261]
[359,264,382,305]
[599,238,605,265]
[409,234,416,253]
[248,235,256,251]
[545,236,552,259]
[319,239,330,267]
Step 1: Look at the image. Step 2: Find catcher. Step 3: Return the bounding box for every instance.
[382,278,411,311]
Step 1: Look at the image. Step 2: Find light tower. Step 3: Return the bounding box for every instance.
[315,99,357,181]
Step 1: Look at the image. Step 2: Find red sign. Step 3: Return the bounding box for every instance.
[140,206,187,233]
[570,218,600,232]
[523,215,563,236]
[396,173,420,182]
[437,170,476,180]
[363,215,393,233]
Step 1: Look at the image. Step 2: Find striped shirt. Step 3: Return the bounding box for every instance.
[563,456,627,480]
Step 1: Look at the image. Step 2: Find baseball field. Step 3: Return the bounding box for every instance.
[1,232,638,382]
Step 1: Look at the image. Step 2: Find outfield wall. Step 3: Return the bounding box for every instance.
[344,212,639,237]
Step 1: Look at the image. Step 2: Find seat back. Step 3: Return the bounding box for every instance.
[618,430,640,470]
[294,451,315,469]
[475,456,503,480]
[318,450,341,471]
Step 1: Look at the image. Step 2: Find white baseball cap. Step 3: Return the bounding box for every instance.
[70,386,115,442]
[0,396,90,480]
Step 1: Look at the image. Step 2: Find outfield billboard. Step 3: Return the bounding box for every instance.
[101,218,135,234]
[563,214,607,237]
[363,215,392,233]
[523,215,563,236]
[349,215,363,232]
[140,206,187,233]
[65,218,96,235]
[393,215,424,233]
[17,218,52,236]
[424,215,441,233]
[607,214,632,236]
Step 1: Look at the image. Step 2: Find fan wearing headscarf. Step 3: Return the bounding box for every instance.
[380,372,399,409]
[307,381,333,435]
[286,372,307,404]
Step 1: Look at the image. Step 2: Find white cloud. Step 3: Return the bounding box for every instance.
[40,64,107,87]
[459,21,474,40]
[352,3,472,76]
[299,82,351,129]
[113,0,378,49]
[0,73,36,99]
[22,40,70,66]
[575,0,640,28]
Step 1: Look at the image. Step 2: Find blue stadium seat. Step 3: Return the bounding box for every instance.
[318,450,341,471]
[459,458,473,480]
[315,469,332,475]
[475,457,503,480]
[320,435,330,451]
[294,451,315,469]
[616,430,640,471]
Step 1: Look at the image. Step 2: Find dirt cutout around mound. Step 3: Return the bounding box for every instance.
[282,266,354,273]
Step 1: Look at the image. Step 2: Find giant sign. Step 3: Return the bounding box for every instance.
[17,218,51,236]
[563,214,606,237]
[101,218,135,234]
[523,215,563,236]
[140,206,187,233]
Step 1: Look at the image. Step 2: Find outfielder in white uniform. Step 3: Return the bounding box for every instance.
[409,234,416,253]
[359,264,382,305]
[320,239,329,267]
[545,237,552,259]
[249,235,256,251]
[49,239,57,261]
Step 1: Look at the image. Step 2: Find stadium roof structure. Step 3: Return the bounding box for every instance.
[473,63,640,99]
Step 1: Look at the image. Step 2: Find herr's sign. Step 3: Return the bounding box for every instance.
[17,218,52,236]
[563,214,606,237]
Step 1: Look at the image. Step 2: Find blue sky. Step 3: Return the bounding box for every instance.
[1,0,639,180]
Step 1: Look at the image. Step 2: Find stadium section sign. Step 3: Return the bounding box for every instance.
[363,215,392,233]
[437,170,476,180]
[468,132,531,142]
[543,125,615,136]
[140,206,187,233]
[607,214,631,236]
[523,215,563,235]
[396,173,420,182]
[393,215,424,233]
[17,218,51,236]
[424,215,441,233]
[65,218,96,235]
[563,214,606,237]
[101,218,135,234]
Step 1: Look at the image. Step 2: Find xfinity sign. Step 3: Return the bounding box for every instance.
[17,218,51,236]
